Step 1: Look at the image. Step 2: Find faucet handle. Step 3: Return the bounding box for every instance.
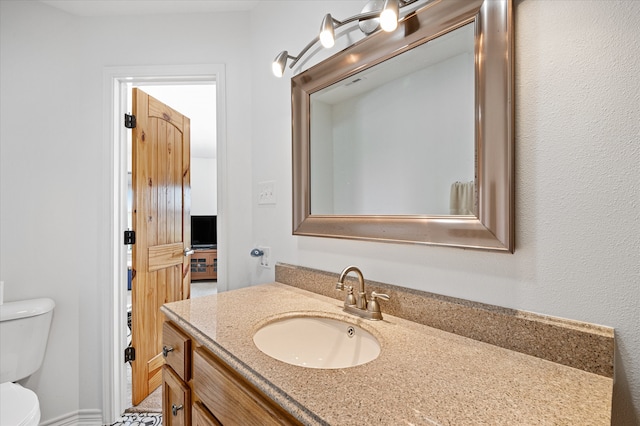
[344,286,357,306]
[371,291,390,301]
[366,291,390,319]
[367,291,390,315]
[337,282,357,306]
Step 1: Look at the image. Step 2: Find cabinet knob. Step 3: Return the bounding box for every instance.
[162,346,174,357]
[171,404,184,416]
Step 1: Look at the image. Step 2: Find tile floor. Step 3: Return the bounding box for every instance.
[111,413,162,426]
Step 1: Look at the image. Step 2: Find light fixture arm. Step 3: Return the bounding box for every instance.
[288,36,321,69]
[291,9,380,69]
[274,0,426,76]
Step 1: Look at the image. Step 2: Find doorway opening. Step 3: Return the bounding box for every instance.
[125,83,218,409]
[103,64,227,424]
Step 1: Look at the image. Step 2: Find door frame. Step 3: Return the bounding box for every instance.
[102,64,227,424]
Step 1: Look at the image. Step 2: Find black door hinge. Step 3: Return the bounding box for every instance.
[124,230,135,245]
[124,113,136,129]
[124,346,135,363]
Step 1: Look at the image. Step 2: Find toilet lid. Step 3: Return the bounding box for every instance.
[0,382,40,426]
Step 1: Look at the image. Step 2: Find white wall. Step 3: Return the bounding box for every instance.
[250,0,640,423]
[191,157,217,215]
[0,2,85,421]
[0,0,254,423]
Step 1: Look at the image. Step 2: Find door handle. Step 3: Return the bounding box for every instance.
[184,247,195,256]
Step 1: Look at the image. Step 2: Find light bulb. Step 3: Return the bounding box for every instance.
[380,0,399,32]
[319,14,335,48]
[320,30,335,48]
[272,51,288,78]
[272,61,284,78]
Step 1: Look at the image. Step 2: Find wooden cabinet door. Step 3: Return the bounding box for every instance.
[162,365,191,426]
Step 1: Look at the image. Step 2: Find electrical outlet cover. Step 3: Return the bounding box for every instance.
[258,246,271,268]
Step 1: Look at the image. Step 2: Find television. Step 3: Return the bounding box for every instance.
[191,215,217,248]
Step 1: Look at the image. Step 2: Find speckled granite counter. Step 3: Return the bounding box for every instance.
[161,283,612,425]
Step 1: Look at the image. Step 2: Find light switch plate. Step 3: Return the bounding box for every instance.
[258,181,276,205]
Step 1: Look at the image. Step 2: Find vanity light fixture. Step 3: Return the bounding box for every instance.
[271,0,428,77]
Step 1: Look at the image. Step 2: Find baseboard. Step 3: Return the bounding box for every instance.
[39,409,103,426]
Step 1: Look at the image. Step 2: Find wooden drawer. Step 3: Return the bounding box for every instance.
[193,347,303,426]
[162,365,191,426]
[193,401,222,426]
[162,321,192,382]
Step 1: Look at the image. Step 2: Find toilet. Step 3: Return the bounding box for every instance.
[0,298,55,426]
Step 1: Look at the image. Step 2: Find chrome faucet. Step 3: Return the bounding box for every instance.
[336,266,390,320]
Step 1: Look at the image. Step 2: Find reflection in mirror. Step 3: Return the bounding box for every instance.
[310,23,475,216]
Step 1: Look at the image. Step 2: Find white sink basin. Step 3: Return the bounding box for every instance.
[253,315,380,369]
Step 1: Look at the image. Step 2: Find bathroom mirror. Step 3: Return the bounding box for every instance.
[292,0,514,251]
[310,22,475,216]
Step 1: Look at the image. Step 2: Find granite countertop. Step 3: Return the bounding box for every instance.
[161,282,612,425]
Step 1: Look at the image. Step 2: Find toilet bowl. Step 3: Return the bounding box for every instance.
[0,297,55,426]
[0,382,40,426]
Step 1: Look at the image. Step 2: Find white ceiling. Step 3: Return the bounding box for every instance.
[40,0,260,16]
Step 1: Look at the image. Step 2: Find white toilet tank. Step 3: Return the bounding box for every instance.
[0,298,55,383]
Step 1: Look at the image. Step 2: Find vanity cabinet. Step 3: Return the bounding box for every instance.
[162,320,302,426]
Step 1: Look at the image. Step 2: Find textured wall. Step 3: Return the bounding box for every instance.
[250,1,640,422]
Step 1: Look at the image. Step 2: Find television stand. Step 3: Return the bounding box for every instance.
[190,248,217,281]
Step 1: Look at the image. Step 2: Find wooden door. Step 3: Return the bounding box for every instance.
[131,88,191,405]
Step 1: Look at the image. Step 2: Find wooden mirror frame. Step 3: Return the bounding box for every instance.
[292,0,514,252]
